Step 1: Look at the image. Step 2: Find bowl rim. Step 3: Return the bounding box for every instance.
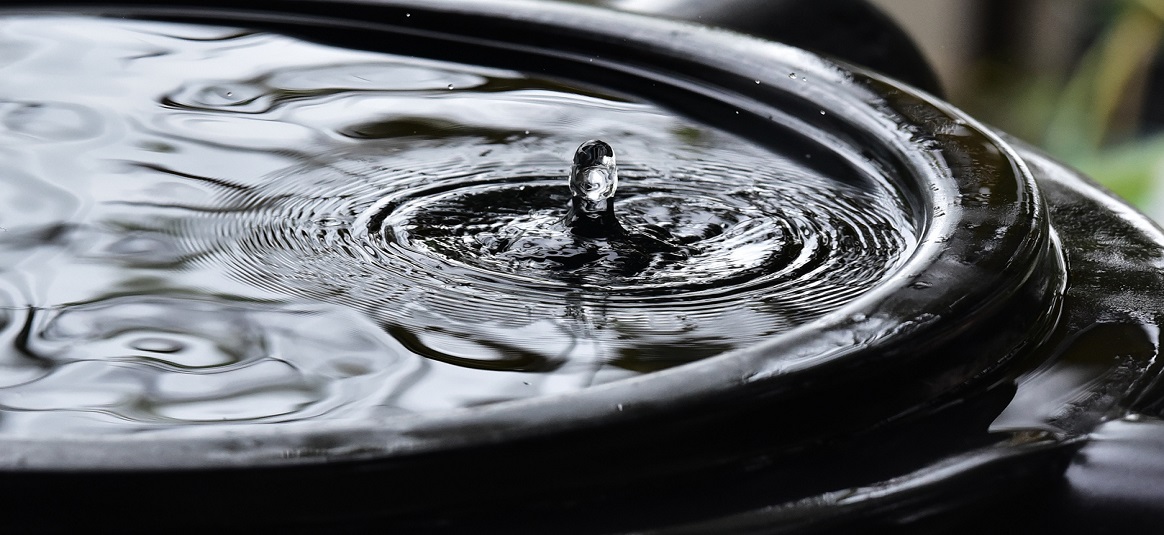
[0,0,1061,470]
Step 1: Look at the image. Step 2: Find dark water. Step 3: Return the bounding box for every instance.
[0,16,914,434]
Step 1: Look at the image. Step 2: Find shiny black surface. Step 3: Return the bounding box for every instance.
[583,0,945,97]
[0,15,919,430]
[0,1,1159,533]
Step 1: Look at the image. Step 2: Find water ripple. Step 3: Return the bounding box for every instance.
[0,15,916,433]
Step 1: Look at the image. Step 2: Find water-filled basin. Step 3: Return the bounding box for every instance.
[0,1,1161,532]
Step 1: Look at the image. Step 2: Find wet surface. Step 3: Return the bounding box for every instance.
[0,2,1159,533]
[0,16,914,433]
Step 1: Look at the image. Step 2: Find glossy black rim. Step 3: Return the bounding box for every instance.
[0,0,1064,472]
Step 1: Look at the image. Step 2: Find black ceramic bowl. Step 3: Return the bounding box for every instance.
[0,1,1162,533]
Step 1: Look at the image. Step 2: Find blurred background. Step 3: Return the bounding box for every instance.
[871,0,1164,220]
[576,0,1164,220]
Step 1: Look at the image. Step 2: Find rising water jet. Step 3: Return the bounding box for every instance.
[561,139,687,262]
[564,139,621,237]
[0,1,1159,532]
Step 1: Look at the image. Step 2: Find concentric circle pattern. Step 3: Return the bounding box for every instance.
[0,16,914,433]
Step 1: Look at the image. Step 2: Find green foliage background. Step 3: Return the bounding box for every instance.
[959,0,1164,211]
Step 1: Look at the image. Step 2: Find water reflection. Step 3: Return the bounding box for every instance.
[0,16,915,434]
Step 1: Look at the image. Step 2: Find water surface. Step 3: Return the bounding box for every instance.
[0,16,914,435]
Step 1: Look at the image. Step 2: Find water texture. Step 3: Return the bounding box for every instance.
[0,16,914,434]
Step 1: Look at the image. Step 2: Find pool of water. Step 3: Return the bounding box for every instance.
[0,16,914,434]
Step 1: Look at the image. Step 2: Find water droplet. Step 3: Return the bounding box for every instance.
[405,13,411,17]
[447,84,454,90]
[820,110,827,115]
[754,80,761,85]
[0,16,920,433]
[788,72,797,79]
[567,140,618,204]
